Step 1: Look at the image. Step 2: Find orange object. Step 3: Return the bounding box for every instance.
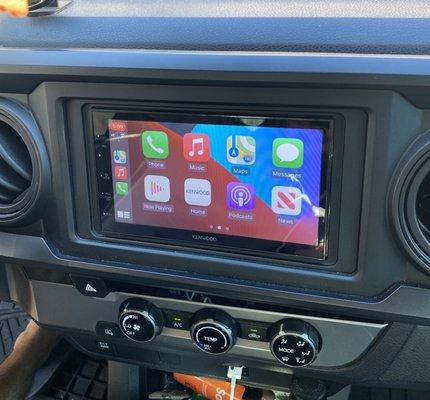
[0,0,29,17]
[174,373,246,400]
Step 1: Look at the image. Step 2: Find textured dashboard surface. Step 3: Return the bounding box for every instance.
[1,0,430,54]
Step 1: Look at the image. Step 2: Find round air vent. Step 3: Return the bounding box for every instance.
[390,132,430,272]
[0,99,50,226]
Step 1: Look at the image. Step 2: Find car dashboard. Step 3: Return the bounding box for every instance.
[1,0,430,394]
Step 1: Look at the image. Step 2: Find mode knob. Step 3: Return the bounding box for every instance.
[190,309,237,355]
[270,319,321,367]
[119,299,164,342]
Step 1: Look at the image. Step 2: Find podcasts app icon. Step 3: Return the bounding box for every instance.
[227,182,256,211]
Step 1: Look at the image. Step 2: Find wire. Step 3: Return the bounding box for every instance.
[227,366,244,400]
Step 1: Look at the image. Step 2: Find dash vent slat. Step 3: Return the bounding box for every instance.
[0,98,49,226]
[0,121,32,205]
[0,123,32,181]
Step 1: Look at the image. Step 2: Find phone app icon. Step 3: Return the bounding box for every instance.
[114,166,128,180]
[115,182,129,196]
[227,182,256,211]
[272,138,304,169]
[183,133,211,162]
[227,135,256,165]
[271,186,302,216]
[184,178,212,206]
[144,175,171,202]
[142,131,169,159]
[113,150,127,164]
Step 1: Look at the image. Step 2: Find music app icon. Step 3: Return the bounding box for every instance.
[183,133,210,162]
[114,166,128,180]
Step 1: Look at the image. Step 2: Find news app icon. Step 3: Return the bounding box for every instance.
[114,166,128,180]
[183,133,211,162]
[144,175,171,202]
[227,182,256,211]
[271,186,302,216]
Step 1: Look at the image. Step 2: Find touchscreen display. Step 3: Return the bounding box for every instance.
[92,110,332,261]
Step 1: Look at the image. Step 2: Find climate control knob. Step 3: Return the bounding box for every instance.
[119,299,164,342]
[270,319,321,367]
[190,309,237,354]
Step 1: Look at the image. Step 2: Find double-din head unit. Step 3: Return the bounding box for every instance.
[90,108,334,262]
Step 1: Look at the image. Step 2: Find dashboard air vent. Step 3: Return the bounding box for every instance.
[0,99,50,226]
[390,132,430,273]
[0,121,32,205]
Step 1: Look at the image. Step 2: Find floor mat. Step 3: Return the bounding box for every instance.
[36,350,108,400]
[0,301,29,364]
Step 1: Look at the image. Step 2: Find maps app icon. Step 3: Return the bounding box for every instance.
[113,150,127,164]
[227,135,256,165]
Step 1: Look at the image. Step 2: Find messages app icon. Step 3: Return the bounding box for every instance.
[272,138,304,169]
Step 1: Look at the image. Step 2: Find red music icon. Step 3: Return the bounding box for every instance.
[114,166,128,180]
[183,133,210,162]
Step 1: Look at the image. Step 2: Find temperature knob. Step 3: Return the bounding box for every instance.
[190,309,237,354]
[270,319,321,367]
[119,299,164,342]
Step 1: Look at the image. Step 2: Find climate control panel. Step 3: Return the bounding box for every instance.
[33,280,386,370]
[116,298,321,367]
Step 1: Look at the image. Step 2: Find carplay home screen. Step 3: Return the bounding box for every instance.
[109,118,324,246]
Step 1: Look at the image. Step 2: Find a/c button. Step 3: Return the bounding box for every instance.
[163,310,193,330]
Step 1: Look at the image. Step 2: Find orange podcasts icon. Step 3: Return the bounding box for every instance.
[0,0,29,17]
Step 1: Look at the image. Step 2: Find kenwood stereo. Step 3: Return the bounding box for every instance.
[87,107,340,264]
